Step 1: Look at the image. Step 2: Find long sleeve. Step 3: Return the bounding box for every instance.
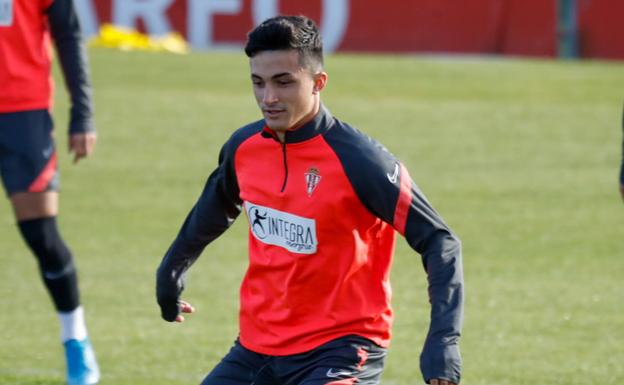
[47,0,94,133]
[156,125,260,322]
[325,120,463,384]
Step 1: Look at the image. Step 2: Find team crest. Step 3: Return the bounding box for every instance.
[304,167,322,196]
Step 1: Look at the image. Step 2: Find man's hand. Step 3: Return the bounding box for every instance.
[174,300,195,323]
[68,132,97,163]
[157,289,195,322]
[430,380,456,385]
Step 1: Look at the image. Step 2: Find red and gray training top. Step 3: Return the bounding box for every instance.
[0,0,94,133]
[157,106,464,382]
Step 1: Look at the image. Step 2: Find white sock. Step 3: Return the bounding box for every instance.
[58,306,88,342]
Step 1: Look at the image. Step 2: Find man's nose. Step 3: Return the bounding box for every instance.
[263,85,279,104]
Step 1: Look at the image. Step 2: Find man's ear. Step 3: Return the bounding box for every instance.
[313,72,328,94]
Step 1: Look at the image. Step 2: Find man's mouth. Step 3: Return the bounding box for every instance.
[263,108,285,118]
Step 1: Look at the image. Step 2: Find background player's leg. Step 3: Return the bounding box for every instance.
[11,190,57,219]
[0,109,99,384]
[13,192,81,315]
[12,191,100,385]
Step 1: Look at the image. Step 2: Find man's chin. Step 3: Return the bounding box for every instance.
[264,120,290,132]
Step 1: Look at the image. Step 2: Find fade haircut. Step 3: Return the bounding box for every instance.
[245,15,324,72]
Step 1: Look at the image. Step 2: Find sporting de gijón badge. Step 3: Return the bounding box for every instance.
[305,167,321,196]
[245,202,318,254]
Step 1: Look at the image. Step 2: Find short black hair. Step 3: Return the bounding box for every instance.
[245,15,323,71]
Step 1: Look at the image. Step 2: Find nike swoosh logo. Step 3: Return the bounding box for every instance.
[387,163,399,184]
[326,368,354,378]
[43,263,75,280]
[42,144,54,159]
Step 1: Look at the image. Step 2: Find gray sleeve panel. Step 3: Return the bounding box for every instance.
[47,0,94,133]
[155,123,262,322]
[398,179,464,383]
[412,224,463,384]
[393,172,464,384]
[324,121,464,384]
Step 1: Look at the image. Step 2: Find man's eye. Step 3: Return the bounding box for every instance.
[278,80,292,86]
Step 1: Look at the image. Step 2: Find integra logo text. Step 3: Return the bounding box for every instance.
[245,202,318,254]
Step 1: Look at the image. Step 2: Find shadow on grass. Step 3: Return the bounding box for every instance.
[0,375,64,385]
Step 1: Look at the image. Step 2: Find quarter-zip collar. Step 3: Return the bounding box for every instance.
[261,104,334,143]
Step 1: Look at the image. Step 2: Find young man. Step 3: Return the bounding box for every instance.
[157,15,463,385]
[0,1,99,384]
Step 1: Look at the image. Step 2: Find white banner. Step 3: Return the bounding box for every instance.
[74,0,348,53]
[245,202,318,254]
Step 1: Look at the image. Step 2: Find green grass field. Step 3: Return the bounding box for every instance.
[0,49,622,385]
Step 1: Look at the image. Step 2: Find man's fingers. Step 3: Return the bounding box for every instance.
[73,151,83,164]
[173,301,195,323]
[430,380,456,385]
[69,133,97,163]
[69,136,86,163]
[180,301,195,314]
[85,134,96,155]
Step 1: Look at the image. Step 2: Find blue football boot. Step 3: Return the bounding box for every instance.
[63,338,100,385]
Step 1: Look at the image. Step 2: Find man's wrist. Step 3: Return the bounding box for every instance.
[69,119,95,134]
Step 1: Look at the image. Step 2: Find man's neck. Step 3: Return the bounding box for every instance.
[275,103,321,143]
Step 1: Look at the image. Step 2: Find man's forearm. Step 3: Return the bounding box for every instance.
[156,240,199,321]
[47,0,94,133]
[420,232,464,384]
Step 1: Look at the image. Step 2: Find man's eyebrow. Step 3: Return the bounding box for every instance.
[251,72,294,80]
[271,72,293,79]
